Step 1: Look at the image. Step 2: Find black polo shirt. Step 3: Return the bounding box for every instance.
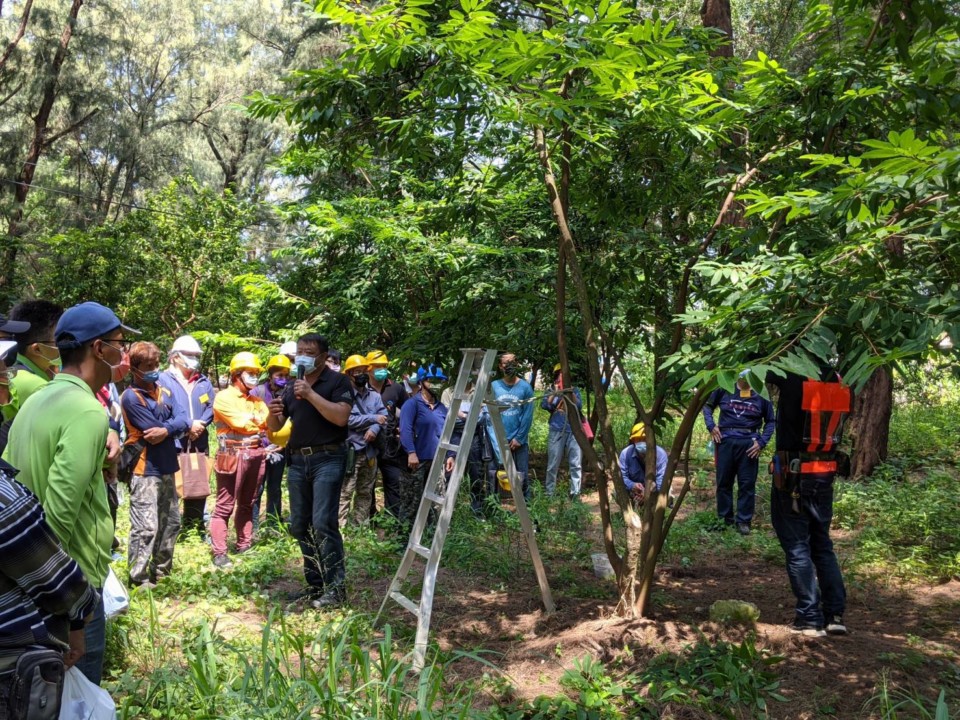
[380,380,408,414]
[282,367,355,449]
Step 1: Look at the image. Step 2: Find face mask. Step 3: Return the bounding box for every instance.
[353,372,368,388]
[504,365,518,377]
[139,369,161,384]
[294,355,316,375]
[180,354,200,371]
[373,368,389,382]
[272,376,288,388]
[99,344,129,383]
[241,371,259,389]
[329,363,341,373]
[37,343,62,371]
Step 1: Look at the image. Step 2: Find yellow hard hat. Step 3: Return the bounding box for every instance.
[629,422,646,443]
[343,354,368,373]
[365,350,389,367]
[266,354,292,372]
[229,351,263,374]
[553,363,562,373]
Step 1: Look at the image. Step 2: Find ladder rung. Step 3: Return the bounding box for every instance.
[389,591,419,615]
[409,543,431,559]
[423,490,444,504]
[439,441,459,452]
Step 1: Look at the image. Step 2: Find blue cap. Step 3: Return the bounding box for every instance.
[55,302,140,349]
[0,312,30,336]
[739,369,751,378]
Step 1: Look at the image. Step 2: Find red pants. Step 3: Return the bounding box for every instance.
[210,449,265,556]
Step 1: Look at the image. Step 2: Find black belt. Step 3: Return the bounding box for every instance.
[290,443,344,456]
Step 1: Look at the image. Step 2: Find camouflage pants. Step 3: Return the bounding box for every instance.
[128,473,180,585]
[398,462,447,529]
[339,453,378,525]
[397,462,430,528]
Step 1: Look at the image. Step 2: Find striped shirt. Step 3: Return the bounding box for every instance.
[0,459,99,652]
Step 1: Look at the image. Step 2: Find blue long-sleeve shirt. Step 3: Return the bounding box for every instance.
[540,386,582,432]
[702,388,775,448]
[618,443,668,492]
[121,385,189,476]
[399,393,448,462]
[348,387,387,457]
[157,369,215,454]
[491,378,534,445]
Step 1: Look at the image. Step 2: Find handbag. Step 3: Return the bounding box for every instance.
[580,417,595,442]
[116,441,144,485]
[176,451,210,499]
[8,646,64,720]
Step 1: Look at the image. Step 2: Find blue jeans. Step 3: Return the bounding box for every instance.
[488,443,530,501]
[75,592,105,686]
[715,436,759,524]
[770,477,846,626]
[545,427,582,496]
[287,448,347,592]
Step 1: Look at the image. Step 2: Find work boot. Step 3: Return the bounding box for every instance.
[737,522,751,536]
[212,554,233,569]
[285,587,323,608]
[311,587,346,609]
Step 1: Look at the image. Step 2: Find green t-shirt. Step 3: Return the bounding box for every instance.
[2,373,112,587]
[0,355,51,422]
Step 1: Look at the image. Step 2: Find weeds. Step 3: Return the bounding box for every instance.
[833,469,960,581]
[864,672,957,719]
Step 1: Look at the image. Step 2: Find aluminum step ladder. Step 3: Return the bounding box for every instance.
[375,348,555,671]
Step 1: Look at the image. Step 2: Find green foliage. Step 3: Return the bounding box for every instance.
[493,635,786,719]
[833,468,960,581]
[114,613,480,719]
[25,177,256,345]
[865,673,958,720]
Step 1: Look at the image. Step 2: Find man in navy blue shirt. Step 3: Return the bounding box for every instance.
[702,370,775,534]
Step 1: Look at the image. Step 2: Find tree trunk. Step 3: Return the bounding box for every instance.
[0,0,84,298]
[700,0,734,57]
[849,367,892,478]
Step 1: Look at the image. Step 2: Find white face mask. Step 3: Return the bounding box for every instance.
[241,371,259,389]
[180,354,200,371]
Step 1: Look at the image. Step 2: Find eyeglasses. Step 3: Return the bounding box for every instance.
[100,339,132,353]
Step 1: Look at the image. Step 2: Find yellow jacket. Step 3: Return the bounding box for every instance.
[213,385,269,438]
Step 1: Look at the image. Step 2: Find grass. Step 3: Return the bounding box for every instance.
[99,381,960,717]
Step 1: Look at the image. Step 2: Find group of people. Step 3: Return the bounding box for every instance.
[0,296,852,717]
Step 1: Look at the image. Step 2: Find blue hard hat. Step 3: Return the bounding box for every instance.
[417,364,447,382]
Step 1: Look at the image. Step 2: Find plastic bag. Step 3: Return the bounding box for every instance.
[102,567,129,620]
[59,666,116,720]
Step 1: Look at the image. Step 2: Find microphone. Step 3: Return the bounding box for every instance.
[297,364,306,381]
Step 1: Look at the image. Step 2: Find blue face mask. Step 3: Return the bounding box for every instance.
[141,370,161,384]
[373,368,389,382]
[294,355,316,375]
[273,377,288,388]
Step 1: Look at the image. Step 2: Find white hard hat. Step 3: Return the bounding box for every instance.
[279,341,297,357]
[171,335,202,354]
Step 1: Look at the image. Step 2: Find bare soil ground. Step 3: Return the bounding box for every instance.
[352,461,960,719]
